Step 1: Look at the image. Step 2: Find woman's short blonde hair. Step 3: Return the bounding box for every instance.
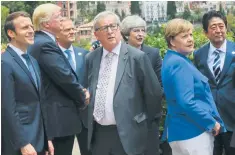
[33,3,61,31]
[164,18,193,47]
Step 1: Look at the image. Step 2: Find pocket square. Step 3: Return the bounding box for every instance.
[232,51,235,55]
[78,52,82,56]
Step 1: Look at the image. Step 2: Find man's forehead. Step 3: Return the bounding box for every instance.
[209,17,225,25]
[61,20,74,28]
[13,16,32,26]
[98,15,116,25]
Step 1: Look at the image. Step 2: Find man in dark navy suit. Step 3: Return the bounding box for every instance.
[194,10,235,155]
[1,11,53,155]
[28,4,88,155]
[56,17,91,155]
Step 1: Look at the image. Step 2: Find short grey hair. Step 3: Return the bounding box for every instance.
[93,11,121,31]
[120,15,146,36]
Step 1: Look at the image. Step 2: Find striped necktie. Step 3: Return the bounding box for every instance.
[213,49,221,83]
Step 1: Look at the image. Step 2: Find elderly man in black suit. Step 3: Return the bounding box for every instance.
[121,15,163,155]
[2,11,53,155]
[28,3,88,155]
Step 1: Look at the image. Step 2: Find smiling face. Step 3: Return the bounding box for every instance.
[94,15,121,52]
[128,27,146,49]
[8,16,34,51]
[205,17,227,48]
[170,29,194,55]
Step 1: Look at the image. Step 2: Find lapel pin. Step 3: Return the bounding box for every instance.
[232,51,235,55]
[78,52,82,56]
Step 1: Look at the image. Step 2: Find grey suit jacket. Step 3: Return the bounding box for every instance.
[85,42,162,155]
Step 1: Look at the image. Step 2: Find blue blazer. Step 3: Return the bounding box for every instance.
[194,40,235,131]
[73,46,89,128]
[1,46,47,154]
[161,49,226,142]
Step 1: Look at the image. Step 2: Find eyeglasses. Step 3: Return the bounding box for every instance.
[95,23,119,32]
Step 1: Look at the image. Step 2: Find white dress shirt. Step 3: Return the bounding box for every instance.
[8,44,29,69]
[41,30,56,42]
[95,41,121,125]
[207,40,227,77]
[58,44,76,70]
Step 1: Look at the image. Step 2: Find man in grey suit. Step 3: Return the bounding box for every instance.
[194,11,235,155]
[84,11,162,155]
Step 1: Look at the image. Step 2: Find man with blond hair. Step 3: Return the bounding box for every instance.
[28,3,89,155]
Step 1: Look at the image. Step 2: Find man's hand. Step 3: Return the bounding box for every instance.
[213,121,221,136]
[45,140,54,155]
[21,144,37,155]
[83,88,90,105]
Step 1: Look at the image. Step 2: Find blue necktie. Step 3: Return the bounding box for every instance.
[213,49,221,83]
[64,49,75,70]
[22,54,38,88]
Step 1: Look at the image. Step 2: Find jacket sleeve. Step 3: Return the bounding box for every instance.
[38,42,85,107]
[138,54,163,122]
[1,60,29,149]
[153,49,163,89]
[171,60,216,131]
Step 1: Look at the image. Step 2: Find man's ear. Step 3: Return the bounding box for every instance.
[7,29,16,40]
[42,22,50,29]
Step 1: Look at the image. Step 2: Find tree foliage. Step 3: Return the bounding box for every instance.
[96,2,106,14]
[167,1,177,19]
[130,1,141,15]
[182,5,191,21]
[1,6,9,43]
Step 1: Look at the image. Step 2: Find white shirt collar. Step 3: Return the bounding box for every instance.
[209,39,227,55]
[58,44,74,53]
[41,30,56,42]
[102,41,121,58]
[8,43,27,56]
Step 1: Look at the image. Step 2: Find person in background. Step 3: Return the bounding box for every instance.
[121,15,163,155]
[162,18,226,155]
[28,3,88,155]
[194,10,235,155]
[2,11,53,155]
[56,17,91,155]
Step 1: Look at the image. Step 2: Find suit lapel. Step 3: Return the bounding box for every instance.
[7,47,39,92]
[218,41,235,84]
[114,43,128,96]
[201,43,217,84]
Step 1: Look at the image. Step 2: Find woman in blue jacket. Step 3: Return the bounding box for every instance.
[161,18,226,155]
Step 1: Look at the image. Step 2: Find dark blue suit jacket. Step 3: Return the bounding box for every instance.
[162,49,225,142]
[73,46,89,128]
[28,31,85,139]
[1,46,47,154]
[194,40,235,131]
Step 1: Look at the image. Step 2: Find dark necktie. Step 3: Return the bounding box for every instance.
[22,54,38,88]
[64,49,75,70]
[213,49,221,83]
